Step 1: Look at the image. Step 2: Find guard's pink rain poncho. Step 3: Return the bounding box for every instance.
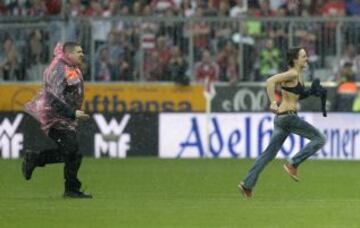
[24,42,84,134]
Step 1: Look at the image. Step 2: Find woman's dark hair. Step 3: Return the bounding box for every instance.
[287,47,302,67]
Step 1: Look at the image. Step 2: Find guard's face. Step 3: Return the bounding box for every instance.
[68,46,84,66]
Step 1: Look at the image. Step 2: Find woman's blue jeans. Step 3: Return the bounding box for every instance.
[242,113,327,190]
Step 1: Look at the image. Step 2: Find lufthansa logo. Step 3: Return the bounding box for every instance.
[11,88,38,111]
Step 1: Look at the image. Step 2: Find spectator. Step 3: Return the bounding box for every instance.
[194,49,219,83]
[26,29,48,81]
[214,19,236,51]
[144,50,164,81]
[120,0,133,10]
[300,0,314,16]
[216,41,239,83]
[206,0,222,10]
[295,28,318,80]
[86,0,112,49]
[210,0,235,50]
[256,0,276,17]
[309,0,326,15]
[321,0,346,16]
[142,4,154,16]
[117,32,134,81]
[278,0,302,16]
[26,29,47,66]
[346,0,360,15]
[150,0,177,15]
[181,0,196,17]
[97,31,124,76]
[0,37,21,81]
[352,89,360,111]
[99,30,134,81]
[226,55,240,84]
[159,8,182,42]
[4,0,34,16]
[84,0,104,16]
[46,0,62,15]
[188,6,211,61]
[218,1,230,16]
[234,22,256,81]
[336,44,360,81]
[140,5,158,31]
[320,0,346,55]
[333,66,358,111]
[338,62,355,82]
[344,0,360,45]
[0,1,6,15]
[118,52,132,81]
[67,0,83,16]
[230,0,248,17]
[120,4,130,15]
[95,47,113,81]
[155,35,173,66]
[268,0,284,11]
[204,0,218,16]
[132,1,142,15]
[29,0,48,16]
[103,0,121,16]
[167,46,189,85]
[258,39,281,81]
[245,6,262,38]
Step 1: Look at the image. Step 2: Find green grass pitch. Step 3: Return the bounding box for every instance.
[1,158,360,228]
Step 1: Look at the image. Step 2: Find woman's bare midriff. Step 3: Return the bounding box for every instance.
[277,89,299,113]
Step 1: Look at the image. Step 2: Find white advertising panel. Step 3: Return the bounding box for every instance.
[159,113,360,160]
[0,114,23,159]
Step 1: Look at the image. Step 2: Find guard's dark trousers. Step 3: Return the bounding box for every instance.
[35,128,82,192]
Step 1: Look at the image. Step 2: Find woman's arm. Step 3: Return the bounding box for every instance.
[266,70,298,103]
[266,70,298,112]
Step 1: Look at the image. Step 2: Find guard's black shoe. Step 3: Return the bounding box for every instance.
[63,190,93,199]
[22,150,37,181]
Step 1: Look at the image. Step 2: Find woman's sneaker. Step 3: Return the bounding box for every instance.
[283,163,299,181]
[238,182,252,198]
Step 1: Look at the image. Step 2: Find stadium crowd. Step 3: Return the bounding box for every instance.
[1,0,360,86]
[1,0,360,17]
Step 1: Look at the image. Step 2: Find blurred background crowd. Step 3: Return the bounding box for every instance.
[1,0,360,18]
[1,0,360,87]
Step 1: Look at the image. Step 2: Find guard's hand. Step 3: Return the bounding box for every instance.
[269,101,279,114]
[75,110,90,120]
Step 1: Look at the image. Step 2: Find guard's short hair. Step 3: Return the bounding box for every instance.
[63,42,81,54]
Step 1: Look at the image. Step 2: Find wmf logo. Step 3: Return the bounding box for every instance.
[93,114,131,158]
[0,114,23,159]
